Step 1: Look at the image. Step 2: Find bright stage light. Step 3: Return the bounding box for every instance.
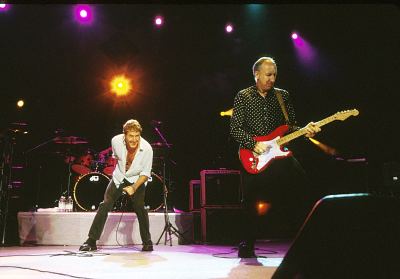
[154,16,163,26]
[73,5,93,25]
[0,3,10,11]
[80,9,88,18]
[256,201,271,216]
[225,24,234,33]
[17,100,24,108]
[291,31,318,67]
[110,75,132,96]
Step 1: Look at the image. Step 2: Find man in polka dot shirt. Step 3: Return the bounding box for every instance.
[230,57,320,258]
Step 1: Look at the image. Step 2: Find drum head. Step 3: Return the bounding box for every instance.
[145,173,164,212]
[73,172,110,211]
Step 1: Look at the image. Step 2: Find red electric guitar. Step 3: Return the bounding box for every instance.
[239,109,359,174]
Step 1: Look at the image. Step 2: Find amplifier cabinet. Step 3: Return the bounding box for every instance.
[200,169,242,207]
[189,179,201,211]
[200,206,244,244]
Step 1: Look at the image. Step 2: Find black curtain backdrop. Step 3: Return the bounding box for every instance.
[1,4,399,211]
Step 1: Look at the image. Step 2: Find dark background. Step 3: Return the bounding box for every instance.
[1,4,399,213]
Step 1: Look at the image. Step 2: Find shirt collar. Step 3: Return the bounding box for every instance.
[251,85,276,98]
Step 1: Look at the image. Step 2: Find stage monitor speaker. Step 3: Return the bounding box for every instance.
[272,193,400,279]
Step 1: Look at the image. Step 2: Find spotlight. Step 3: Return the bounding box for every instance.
[79,9,88,18]
[154,15,163,26]
[110,75,132,96]
[73,5,93,25]
[17,100,24,108]
[256,201,271,216]
[291,32,298,40]
[0,3,10,11]
[225,23,234,33]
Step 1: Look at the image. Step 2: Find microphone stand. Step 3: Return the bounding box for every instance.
[156,159,187,246]
[151,122,187,245]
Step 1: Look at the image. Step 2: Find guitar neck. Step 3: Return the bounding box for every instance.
[277,114,338,146]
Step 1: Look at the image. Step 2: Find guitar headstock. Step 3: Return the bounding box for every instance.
[334,109,359,121]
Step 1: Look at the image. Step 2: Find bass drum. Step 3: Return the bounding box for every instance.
[73,172,110,211]
[145,172,164,212]
[113,172,164,212]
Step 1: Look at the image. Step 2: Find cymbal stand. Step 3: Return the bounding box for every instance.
[25,136,59,209]
[156,159,187,246]
[153,126,172,148]
[65,148,73,198]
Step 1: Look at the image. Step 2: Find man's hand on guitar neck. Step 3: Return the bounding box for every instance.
[304,122,321,138]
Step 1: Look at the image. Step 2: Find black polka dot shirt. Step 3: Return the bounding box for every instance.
[230,85,297,150]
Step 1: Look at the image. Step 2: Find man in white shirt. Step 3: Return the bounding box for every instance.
[79,119,154,252]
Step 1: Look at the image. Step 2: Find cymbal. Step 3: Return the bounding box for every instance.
[54,136,88,144]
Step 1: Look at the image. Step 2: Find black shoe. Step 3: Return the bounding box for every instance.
[238,241,255,258]
[142,241,153,252]
[79,240,97,251]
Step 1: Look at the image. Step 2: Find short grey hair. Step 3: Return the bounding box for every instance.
[252,57,277,76]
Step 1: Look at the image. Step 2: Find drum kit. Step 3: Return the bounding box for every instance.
[50,135,168,212]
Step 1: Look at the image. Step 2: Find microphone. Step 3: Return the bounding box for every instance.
[121,178,131,195]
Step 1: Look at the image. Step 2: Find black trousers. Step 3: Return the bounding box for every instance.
[240,156,312,244]
[87,179,152,245]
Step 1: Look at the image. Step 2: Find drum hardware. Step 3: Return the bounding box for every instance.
[24,132,89,213]
[71,148,95,176]
[98,147,116,177]
[53,136,89,200]
[53,136,88,145]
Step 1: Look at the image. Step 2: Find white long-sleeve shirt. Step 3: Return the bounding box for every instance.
[111,134,153,188]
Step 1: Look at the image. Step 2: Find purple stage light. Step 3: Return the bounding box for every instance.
[291,32,298,40]
[225,24,233,33]
[0,3,10,11]
[73,5,93,25]
[80,9,88,18]
[292,34,317,68]
[154,16,163,26]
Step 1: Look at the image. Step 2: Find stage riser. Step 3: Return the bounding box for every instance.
[18,212,193,246]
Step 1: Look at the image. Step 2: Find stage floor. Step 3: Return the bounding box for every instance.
[0,240,290,279]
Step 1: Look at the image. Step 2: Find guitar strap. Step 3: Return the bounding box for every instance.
[275,89,290,125]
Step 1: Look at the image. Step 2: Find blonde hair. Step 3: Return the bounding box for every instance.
[123,119,142,134]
